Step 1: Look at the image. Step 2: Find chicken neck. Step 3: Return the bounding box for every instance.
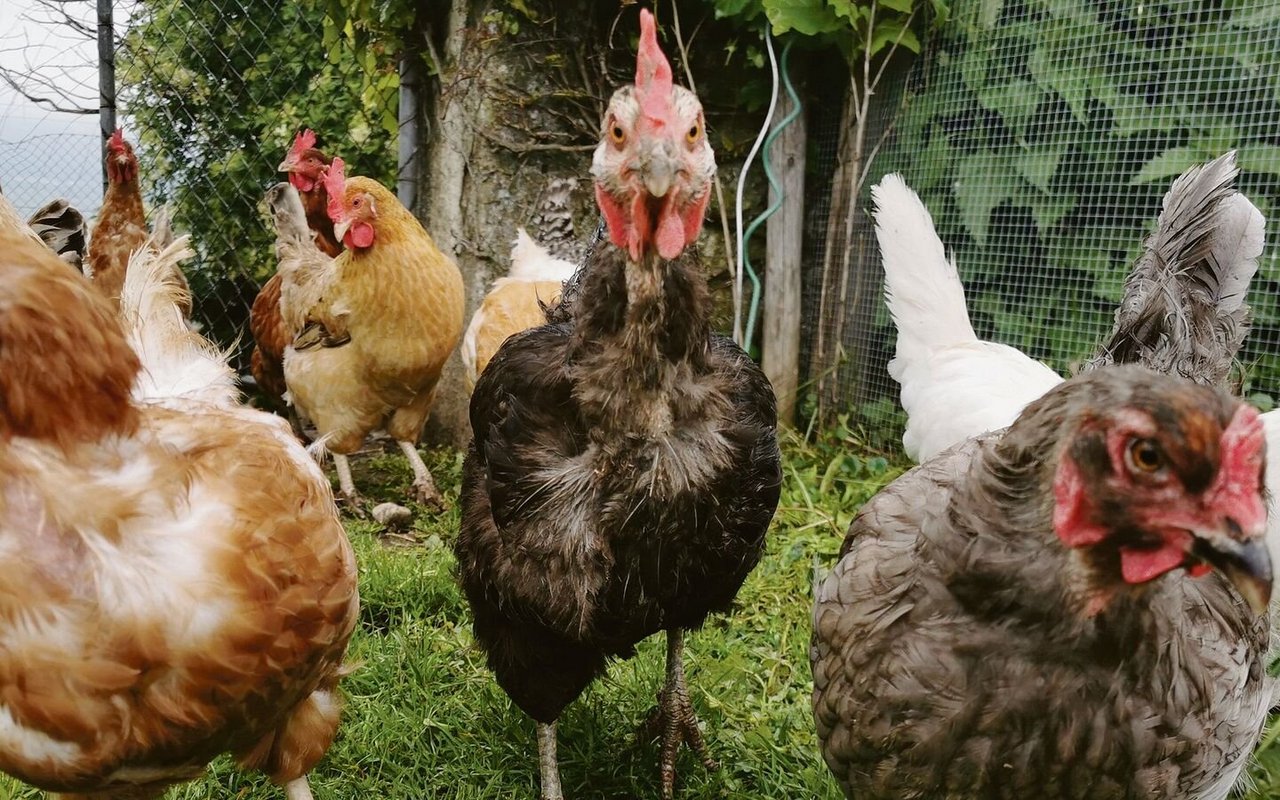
[567,246,712,436]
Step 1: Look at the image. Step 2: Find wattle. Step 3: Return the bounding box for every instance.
[347,222,375,249]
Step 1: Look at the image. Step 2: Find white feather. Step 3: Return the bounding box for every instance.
[872,174,1063,461]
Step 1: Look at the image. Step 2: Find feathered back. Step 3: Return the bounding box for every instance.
[507,228,577,284]
[0,189,47,251]
[873,173,978,361]
[26,198,87,271]
[1084,152,1264,386]
[119,233,237,407]
[532,178,580,262]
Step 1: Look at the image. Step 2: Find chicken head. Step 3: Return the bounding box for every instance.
[1050,375,1271,613]
[105,128,138,185]
[591,8,715,262]
[278,128,330,193]
[323,157,376,250]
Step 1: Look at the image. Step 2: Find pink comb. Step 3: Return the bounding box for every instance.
[635,9,674,124]
[324,156,346,219]
[291,128,317,159]
[108,127,126,151]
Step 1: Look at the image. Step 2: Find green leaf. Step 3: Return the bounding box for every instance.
[1129,148,1209,186]
[1014,144,1064,193]
[868,17,921,56]
[954,152,1020,245]
[975,79,1043,139]
[977,0,1003,30]
[763,0,844,35]
[877,0,915,13]
[1236,145,1280,178]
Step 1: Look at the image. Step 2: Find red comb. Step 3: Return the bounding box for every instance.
[324,157,346,217]
[291,128,317,159]
[635,9,674,124]
[108,127,125,150]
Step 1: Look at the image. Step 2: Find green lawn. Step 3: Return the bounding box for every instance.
[7,431,1280,799]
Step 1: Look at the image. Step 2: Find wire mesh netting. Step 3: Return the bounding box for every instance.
[805,0,1280,446]
[112,0,402,378]
[0,131,102,218]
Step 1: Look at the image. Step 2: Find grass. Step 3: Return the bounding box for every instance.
[8,428,1280,799]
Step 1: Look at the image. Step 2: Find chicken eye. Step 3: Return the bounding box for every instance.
[610,124,626,144]
[352,197,362,208]
[1126,438,1164,474]
[686,123,701,142]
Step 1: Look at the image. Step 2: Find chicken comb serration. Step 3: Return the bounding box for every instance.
[291,128,317,159]
[635,9,674,125]
[108,127,126,151]
[324,156,346,219]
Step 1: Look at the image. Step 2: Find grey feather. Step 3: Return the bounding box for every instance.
[1084,151,1264,387]
[533,177,580,262]
[26,198,87,272]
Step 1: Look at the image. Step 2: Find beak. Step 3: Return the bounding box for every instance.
[1192,533,1272,615]
[332,218,351,243]
[277,156,296,173]
[641,141,679,198]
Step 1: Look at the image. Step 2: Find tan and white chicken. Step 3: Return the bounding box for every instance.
[0,225,358,800]
[265,162,465,511]
[460,228,576,391]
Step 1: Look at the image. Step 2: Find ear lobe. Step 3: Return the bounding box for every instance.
[1052,455,1108,548]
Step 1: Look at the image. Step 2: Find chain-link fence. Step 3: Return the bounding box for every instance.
[0,130,101,218]
[804,0,1280,445]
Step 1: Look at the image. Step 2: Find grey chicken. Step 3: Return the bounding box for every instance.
[811,365,1271,799]
[455,10,781,800]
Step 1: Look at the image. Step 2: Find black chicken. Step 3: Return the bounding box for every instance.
[455,9,781,800]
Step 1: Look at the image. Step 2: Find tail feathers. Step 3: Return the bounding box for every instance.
[873,174,978,368]
[26,198,87,272]
[266,182,334,335]
[506,228,577,284]
[1085,151,1264,386]
[120,233,238,406]
[532,177,579,262]
[151,204,176,249]
[266,182,313,247]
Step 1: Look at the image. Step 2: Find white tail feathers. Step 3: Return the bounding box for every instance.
[873,174,978,370]
[507,228,577,284]
[120,233,238,407]
[1206,192,1264,315]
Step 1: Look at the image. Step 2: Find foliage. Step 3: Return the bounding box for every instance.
[708,0,950,60]
[117,0,398,364]
[0,439,903,800]
[870,0,1280,407]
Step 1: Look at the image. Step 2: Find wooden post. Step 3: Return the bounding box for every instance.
[763,88,806,426]
[97,0,115,191]
[397,47,421,211]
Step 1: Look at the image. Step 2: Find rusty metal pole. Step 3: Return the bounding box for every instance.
[97,0,116,192]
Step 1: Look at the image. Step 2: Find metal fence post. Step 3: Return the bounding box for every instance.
[97,0,116,191]
[397,48,421,212]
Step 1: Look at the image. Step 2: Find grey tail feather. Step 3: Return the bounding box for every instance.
[542,216,605,325]
[26,198,87,272]
[533,177,580,263]
[1082,151,1264,388]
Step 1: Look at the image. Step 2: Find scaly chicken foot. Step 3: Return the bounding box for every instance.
[333,453,368,518]
[398,440,444,510]
[537,721,565,800]
[284,777,315,800]
[639,629,717,799]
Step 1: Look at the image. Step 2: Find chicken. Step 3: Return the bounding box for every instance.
[275,161,464,510]
[454,11,781,799]
[811,365,1271,800]
[86,128,149,309]
[877,151,1263,463]
[250,130,343,424]
[0,227,359,800]
[26,198,87,271]
[460,228,576,390]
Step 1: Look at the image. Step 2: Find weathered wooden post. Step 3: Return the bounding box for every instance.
[763,85,805,426]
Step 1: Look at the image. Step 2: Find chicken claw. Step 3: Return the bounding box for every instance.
[399,440,444,511]
[639,629,717,799]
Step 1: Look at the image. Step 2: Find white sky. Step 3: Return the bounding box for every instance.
[0,0,115,214]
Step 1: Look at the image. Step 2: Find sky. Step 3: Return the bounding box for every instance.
[0,0,112,216]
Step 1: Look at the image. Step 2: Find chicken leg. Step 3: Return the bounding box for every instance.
[284,777,315,800]
[640,629,717,799]
[398,440,443,510]
[333,453,367,517]
[537,721,565,800]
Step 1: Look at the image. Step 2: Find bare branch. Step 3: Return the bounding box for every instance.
[0,71,94,114]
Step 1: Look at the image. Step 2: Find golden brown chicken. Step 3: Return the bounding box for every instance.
[86,128,149,309]
[461,228,575,391]
[0,226,359,800]
[271,160,464,510]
